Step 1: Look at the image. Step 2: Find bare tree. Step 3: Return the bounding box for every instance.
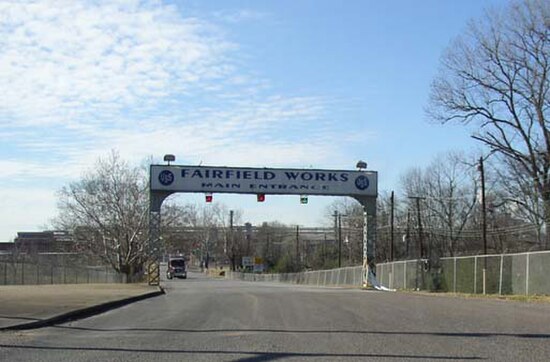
[55,151,151,277]
[428,0,550,247]
[254,221,292,270]
[324,198,365,264]
[492,155,546,246]
[423,152,479,256]
[160,203,198,256]
[400,153,479,257]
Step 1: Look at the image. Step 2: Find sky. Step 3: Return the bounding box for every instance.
[0,0,506,241]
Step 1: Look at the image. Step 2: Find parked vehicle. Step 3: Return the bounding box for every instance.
[167,257,187,279]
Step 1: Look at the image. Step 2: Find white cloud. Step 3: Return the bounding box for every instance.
[0,1,364,239]
[80,94,340,166]
[0,0,234,127]
[0,187,57,241]
[213,9,267,23]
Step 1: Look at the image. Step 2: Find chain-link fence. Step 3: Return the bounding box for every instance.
[0,252,147,285]
[228,250,550,296]
[0,261,126,285]
[228,266,364,287]
[377,250,550,295]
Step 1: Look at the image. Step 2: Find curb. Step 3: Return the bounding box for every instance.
[1,286,165,331]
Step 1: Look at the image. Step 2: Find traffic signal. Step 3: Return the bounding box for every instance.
[257,193,265,202]
[300,195,308,204]
[205,193,213,203]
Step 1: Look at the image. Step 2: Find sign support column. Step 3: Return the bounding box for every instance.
[148,190,173,285]
[354,196,377,288]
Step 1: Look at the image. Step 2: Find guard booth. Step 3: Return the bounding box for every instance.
[148,162,380,287]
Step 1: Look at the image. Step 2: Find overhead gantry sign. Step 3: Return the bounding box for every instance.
[149,164,379,287]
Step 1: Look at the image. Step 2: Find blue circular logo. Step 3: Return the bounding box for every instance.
[355,175,370,190]
[159,170,174,186]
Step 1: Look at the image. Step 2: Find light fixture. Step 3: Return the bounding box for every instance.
[356,160,367,170]
[163,154,176,165]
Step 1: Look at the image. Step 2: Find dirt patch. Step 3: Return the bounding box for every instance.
[402,290,550,304]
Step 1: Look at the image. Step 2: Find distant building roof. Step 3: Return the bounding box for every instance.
[14,230,73,253]
[0,242,14,251]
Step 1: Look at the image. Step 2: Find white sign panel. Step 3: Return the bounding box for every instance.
[150,165,377,197]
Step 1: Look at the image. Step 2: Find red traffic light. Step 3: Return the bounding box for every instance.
[205,193,213,203]
[257,193,265,202]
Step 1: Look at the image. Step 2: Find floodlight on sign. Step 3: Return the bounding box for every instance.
[163,154,176,165]
[300,195,308,204]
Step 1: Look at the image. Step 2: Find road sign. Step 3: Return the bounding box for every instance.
[151,165,377,197]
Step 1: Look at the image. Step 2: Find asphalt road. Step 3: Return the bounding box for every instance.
[1,272,549,361]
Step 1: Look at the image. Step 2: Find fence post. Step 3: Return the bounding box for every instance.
[317,271,321,287]
[482,257,486,295]
[63,265,66,284]
[525,253,530,296]
[404,262,407,290]
[415,259,419,290]
[499,255,503,295]
[36,263,40,285]
[453,257,457,293]
[50,265,54,284]
[474,256,477,294]
[21,262,24,285]
[3,263,7,285]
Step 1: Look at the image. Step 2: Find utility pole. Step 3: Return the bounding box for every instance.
[479,156,488,294]
[323,232,327,266]
[266,232,270,267]
[408,196,426,259]
[390,191,395,262]
[229,210,234,271]
[304,239,308,268]
[406,209,411,258]
[296,225,300,270]
[409,196,426,290]
[479,157,488,258]
[333,210,338,266]
[338,213,343,268]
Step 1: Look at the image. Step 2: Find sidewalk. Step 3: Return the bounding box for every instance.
[0,283,163,330]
